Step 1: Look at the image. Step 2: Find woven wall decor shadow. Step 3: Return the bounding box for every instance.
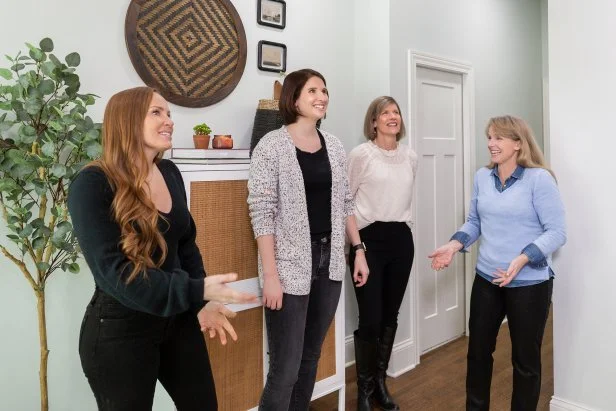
[125,0,247,108]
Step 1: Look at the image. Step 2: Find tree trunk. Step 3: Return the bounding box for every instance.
[36,289,49,411]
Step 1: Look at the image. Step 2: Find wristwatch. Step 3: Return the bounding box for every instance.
[351,242,367,252]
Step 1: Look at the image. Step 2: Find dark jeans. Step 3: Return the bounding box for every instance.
[467,275,553,411]
[259,235,342,411]
[350,222,414,340]
[79,289,216,411]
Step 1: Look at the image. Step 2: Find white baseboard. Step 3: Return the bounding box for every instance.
[550,396,593,411]
[344,334,417,377]
[345,334,355,367]
[387,339,417,377]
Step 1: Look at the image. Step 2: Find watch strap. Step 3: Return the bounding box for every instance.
[351,242,366,252]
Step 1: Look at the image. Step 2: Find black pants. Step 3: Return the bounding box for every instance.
[350,222,414,340]
[467,275,553,411]
[79,289,217,411]
[259,235,342,411]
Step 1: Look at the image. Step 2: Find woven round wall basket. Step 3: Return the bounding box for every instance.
[125,0,247,108]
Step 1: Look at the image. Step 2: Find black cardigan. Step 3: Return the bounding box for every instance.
[68,159,205,317]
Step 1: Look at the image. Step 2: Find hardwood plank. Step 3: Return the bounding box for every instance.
[311,311,553,410]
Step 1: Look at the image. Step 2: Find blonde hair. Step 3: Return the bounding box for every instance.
[363,96,406,141]
[88,87,167,284]
[486,115,555,179]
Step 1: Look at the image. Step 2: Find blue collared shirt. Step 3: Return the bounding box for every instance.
[451,165,566,287]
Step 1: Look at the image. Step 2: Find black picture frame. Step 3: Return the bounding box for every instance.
[257,0,286,29]
[257,40,287,73]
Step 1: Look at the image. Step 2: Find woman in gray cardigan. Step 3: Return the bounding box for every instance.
[248,69,369,410]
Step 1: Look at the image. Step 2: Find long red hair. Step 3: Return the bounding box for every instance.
[89,87,167,283]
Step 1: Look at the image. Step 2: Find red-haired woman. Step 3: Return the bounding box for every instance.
[68,87,256,410]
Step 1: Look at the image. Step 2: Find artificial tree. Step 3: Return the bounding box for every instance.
[0,38,101,410]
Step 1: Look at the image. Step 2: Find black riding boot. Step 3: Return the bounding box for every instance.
[354,331,377,411]
[374,325,400,410]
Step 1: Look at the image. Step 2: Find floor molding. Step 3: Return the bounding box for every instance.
[345,334,416,377]
[387,339,416,377]
[344,334,355,367]
[550,396,593,411]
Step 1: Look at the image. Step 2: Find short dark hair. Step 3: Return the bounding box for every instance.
[279,69,327,125]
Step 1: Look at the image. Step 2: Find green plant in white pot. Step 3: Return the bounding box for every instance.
[0,38,101,411]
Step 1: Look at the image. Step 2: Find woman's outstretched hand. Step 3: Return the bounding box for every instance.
[492,254,529,287]
[203,273,259,304]
[428,240,463,271]
[197,302,238,345]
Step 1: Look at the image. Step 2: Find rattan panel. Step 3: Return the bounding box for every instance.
[205,307,263,411]
[316,320,336,381]
[125,0,247,107]
[190,180,257,281]
[189,178,336,402]
[190,179,261,409]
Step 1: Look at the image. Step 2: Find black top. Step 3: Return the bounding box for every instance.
[295,130,332,235]
[67,159,205,317]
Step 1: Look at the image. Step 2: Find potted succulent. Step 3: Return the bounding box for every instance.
[193,123,211,149]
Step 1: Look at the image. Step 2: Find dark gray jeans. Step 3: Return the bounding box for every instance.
[259,235,342,411]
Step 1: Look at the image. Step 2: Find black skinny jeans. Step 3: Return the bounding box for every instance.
[467,275,553,411]
[79,289,217,411]
[350,222,415,340]
[259,235,342,411]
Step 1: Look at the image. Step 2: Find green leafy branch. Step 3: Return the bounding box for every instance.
[0,38,102,289]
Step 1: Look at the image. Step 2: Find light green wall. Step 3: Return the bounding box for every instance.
[389,0,544,169]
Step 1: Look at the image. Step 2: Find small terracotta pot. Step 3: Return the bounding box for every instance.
[212,135,233,149]
[193,134,210,149]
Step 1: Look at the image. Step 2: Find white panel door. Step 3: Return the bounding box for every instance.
[415,66,466,354]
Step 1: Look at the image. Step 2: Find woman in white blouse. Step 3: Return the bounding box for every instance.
[348,96,418,411]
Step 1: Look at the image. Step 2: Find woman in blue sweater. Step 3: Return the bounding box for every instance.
[429,115,566,410]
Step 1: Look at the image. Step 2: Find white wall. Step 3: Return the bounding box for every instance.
[541,0,551,161]
[0,1,355,409]
[547,1,616,410]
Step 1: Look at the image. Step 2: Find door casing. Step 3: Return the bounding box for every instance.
[387,51,476,376]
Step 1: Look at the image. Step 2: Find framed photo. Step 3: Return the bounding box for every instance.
[257,40,287,73]
[257,0,286,29]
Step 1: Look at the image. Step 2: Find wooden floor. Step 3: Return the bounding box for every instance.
[311,311,553,410]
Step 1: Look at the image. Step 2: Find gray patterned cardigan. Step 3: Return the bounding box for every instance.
[247,126,354,295]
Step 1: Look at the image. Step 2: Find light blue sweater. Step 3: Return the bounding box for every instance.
[452,166,566,286]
